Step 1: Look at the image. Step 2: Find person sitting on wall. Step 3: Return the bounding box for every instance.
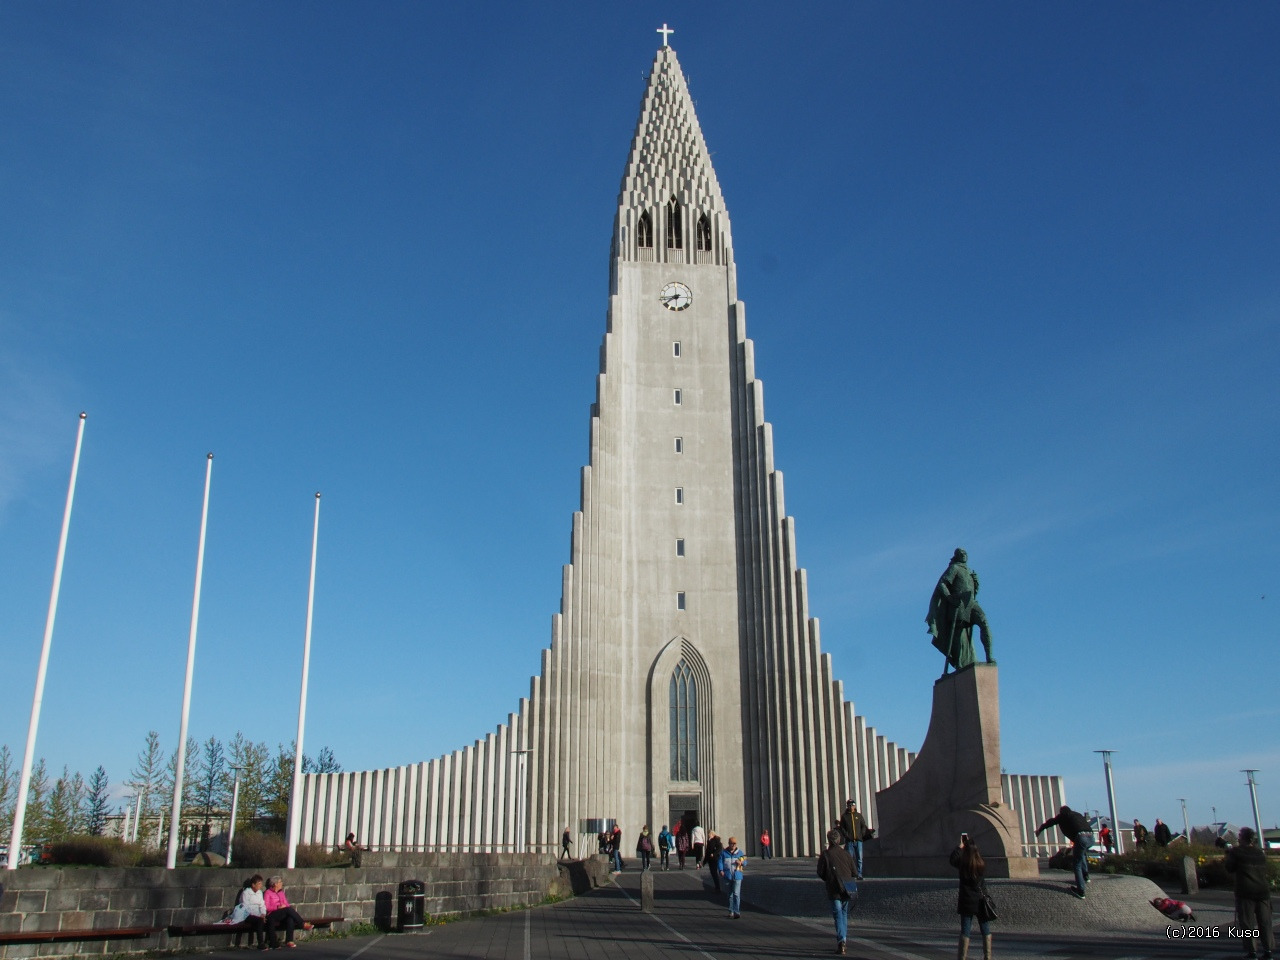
[343,833,364,867]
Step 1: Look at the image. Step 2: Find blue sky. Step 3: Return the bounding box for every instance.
[2,2,1276,833]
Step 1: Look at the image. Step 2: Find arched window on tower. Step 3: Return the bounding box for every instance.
[666,197,683,249]
[696,214,712,252]
[637,211,653,248]
[669,659,698,781]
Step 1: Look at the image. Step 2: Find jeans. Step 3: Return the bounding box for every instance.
[845,840,864,877]
[831,898,849,942]
[761,845,772,859]
[727,876,742,915]
[960,914,991,938]
[611,849,622,871]
[1072,832,1093,892]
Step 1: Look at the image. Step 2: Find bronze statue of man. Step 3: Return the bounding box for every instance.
[926,548,994,676]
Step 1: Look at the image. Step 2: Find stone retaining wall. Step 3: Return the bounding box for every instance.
[0,853,563,958]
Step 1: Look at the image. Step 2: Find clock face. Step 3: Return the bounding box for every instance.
[659,282,692,311]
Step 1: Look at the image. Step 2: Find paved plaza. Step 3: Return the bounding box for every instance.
[194,861,1266,960]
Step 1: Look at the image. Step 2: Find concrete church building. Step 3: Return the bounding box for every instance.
[299,39,1065,858]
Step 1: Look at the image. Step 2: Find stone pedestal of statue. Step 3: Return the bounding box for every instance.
[865,663,1038,878]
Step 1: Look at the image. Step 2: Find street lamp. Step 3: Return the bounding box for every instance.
[1095,750,1124,854]
[1178,798,1190,844]
[227,766,242,866]
[1243,770,1265,847]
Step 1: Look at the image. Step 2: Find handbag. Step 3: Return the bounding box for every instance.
[842,878,859,905]
[977,885,998,922]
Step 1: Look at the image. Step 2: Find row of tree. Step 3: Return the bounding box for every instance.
[0,734,340,846]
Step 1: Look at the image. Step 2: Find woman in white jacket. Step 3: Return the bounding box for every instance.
[240,875,268,949]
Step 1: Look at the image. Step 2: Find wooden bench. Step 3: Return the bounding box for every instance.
[167,916,344,937]
[0,927,160,945]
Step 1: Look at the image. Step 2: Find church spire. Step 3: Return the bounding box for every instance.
[614,43,733,267]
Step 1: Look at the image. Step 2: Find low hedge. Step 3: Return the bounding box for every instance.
[1092,842,1280,890]
[46,835,166,867]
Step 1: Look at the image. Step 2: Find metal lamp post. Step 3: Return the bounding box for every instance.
[1179,798,1190,844]
[1243,770,1265,847]
[1095,750,1124,854]
[226,766,242,866]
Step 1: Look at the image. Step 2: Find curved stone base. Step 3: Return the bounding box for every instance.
[869,664,1037,877]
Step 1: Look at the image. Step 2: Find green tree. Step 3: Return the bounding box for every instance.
[224,734,269,831]
[160,736,199,847]
[0,745,16,839]
[193,736,226,850]
[45,766,81,841]
[313,746,341,774]
[24,758,49,841]
[128,731,167,830]
[85,766,110,836]
[263,743,296,831]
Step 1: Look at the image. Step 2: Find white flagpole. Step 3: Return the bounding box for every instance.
[166,453,213,869]
[286,492,321,869]
[7,412,87,871]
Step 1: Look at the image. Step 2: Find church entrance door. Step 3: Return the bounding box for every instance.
[669,793,700,835]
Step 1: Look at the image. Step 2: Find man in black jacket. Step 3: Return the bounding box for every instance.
[1035,805,1094,899]
[839,799,869,880]
[817,829,857,956]
[1226,827,1274,959]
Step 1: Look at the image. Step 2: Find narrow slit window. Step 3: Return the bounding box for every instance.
[676,539,685,557]
[673,388,682,405]
[676,592,686,611]
[637,211,653,248]
[672,341,682,358]
[666,197,683,249]
[674,487,684,504]
[674,437,683,454]
[696,214,712,252]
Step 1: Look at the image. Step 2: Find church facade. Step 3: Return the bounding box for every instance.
[298,42,1064,858]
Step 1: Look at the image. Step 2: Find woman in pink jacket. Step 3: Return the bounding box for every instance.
[264,877,313,948]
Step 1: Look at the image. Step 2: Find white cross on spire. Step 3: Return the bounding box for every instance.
[657,23,674,47]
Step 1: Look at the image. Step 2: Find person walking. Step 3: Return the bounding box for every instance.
[691,823,706,867]
[1226,827,1275,960]
[1099,823,1113,854]
[840,799,869,879]
[1132,818,1149,848]
[658,824,674,870]
[951,835,994,960]
[719,836,747,920]
[1034,805,1094,898]
[636,826,653,871]
[1154,819,1172,847]
[817,828,857,955]
[704,831,724,892]
[760,828,773,859]
[676,826,690,869]
[560,826,572,861]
